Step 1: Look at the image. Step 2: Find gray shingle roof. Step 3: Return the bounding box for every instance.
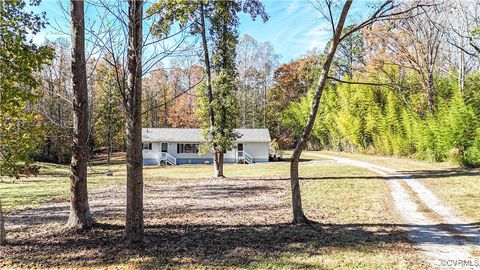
[142,128,271,143]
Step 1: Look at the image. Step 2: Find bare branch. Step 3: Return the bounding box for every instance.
[141,73,206,116]
[327,76,390,86]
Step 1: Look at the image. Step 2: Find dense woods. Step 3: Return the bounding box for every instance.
[275,3,480,167]
[22,1,479,170]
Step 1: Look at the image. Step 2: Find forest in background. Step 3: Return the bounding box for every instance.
[33,33,279,165]
[4,1,478,169]
[274,7,480,167]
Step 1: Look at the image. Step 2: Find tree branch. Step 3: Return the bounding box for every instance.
[141,74,205,116]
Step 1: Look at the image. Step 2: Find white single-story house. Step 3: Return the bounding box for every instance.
[142,128,271,165]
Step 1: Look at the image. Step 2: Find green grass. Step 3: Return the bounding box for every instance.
[243,164,424,269]
[1,153,429,269]
[314,150,480,222]
[421,175,480,222]
[0,163,127,210]
[248,251,422,270]
[0,155,344,210]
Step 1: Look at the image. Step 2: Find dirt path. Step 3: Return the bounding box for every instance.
[312,153,480,269]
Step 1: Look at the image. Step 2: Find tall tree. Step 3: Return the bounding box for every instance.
[125,0,144,242]
[67,0,94,229]
[84,0,189,242]
[236,35,279,128]
[0,0,53,244]
[290,0,352,224]
[364,9,444,114]
[289,0,431,223]
[204,0,268,177]
[148,0,267,177]
[93,62,125,165]
[38,40,74,164]
[0,199,4,246]
[198,0,218,176]
[267,55,320,148]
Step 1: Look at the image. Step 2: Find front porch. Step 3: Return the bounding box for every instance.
[144,150,255,166]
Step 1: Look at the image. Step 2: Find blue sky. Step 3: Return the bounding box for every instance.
[30,0,372,64]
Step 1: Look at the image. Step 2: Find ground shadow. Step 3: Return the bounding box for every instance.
[2,171,478,268]
[1,221,478,269]
[246,167,480,181]
[398,169,480,179]
[4,182,285,227]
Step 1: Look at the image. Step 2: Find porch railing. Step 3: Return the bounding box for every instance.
[244,152,253,164]
[158,152,177,166]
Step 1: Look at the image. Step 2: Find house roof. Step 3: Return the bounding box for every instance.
[142,128,271,143]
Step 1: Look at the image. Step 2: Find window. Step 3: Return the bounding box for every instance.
[177,143,199,153]
[143,143,152,150]
[161,143,168,153]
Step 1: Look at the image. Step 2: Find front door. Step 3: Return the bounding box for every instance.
[237,143,244,160]
[161,143,168,158]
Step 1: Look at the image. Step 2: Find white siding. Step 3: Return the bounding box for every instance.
[243,142,269,160]
[142,142,160,159]
[143,141,269,162]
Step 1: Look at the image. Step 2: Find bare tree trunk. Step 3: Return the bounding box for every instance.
[214,152,224,178]
[242,86,247,127]
[125,0,144,243]
[458,45,465,92]
[107,129,112,166]
[0,198,5,246]
[252,102,255,128]
[67,0,93,229]
[163,87,168,126]
[426,70,435,113]
[263,84,267,128]
[290,1,352,224]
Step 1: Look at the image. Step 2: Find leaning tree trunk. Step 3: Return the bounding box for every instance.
[290,1,352,224]
[125,0,144,243]
[67,0,93,229]
[0,198,5,246]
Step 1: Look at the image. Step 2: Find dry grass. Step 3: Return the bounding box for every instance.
[315,151,480,222]
[0,155,426,269]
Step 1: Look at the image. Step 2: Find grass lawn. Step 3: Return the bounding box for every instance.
[0,161,126,210]
[251,167,423,270]
[314,151,480,222]
[0,152,427,269]
[1,154,347,210]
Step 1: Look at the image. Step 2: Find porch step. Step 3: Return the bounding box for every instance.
[158,152,177,166]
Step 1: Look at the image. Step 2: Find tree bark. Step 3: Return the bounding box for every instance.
[0,198,5,246]
[290,1,352,224]
[263,84,267,128]
[458,44,465,92]
[199,1,220,177]
[426,70,435,114]
[125,0,144,243]
[67,0,93,229]
[214,151,224,178]
[107,128,112,166]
